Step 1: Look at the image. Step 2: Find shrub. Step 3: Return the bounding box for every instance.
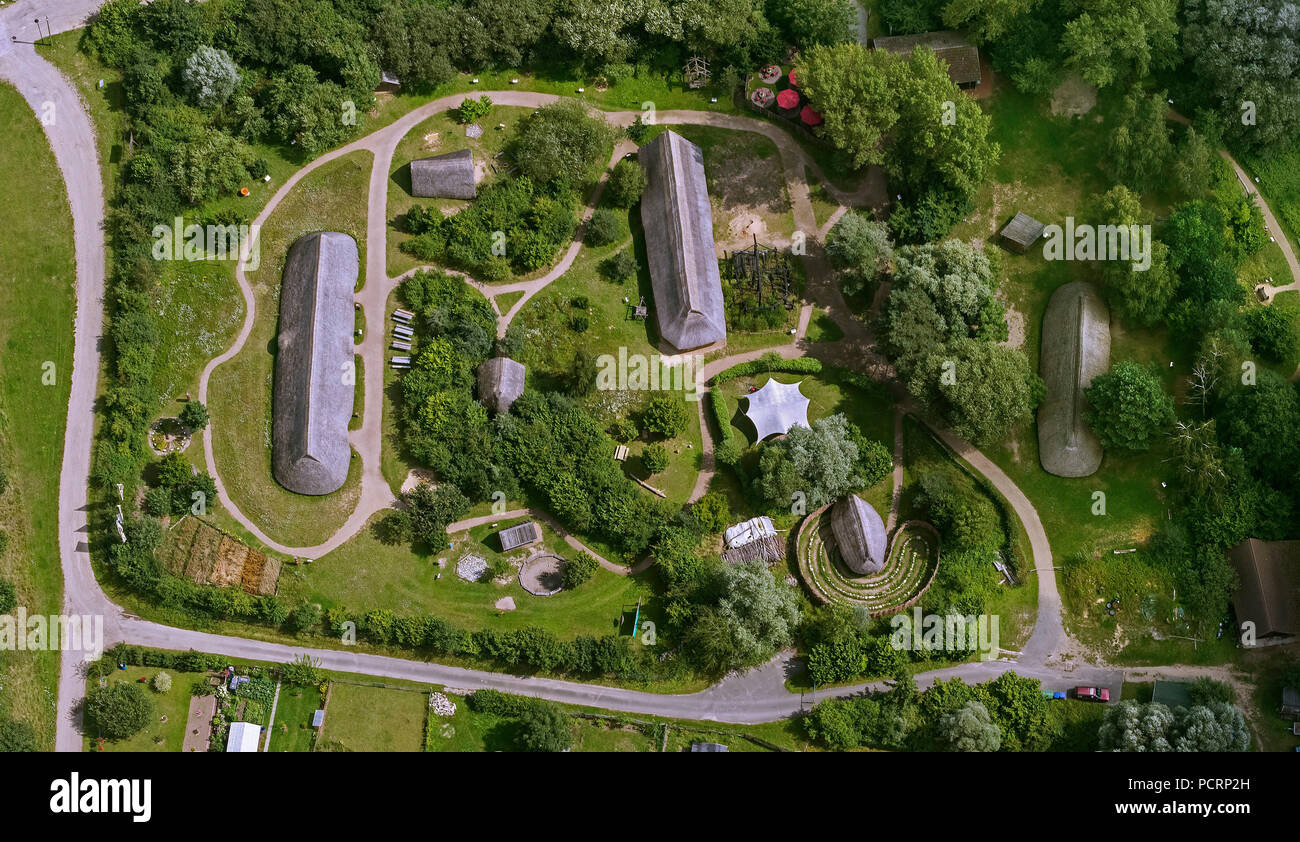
[563,552,599,589]
[516,699,572,752]
[609,418,638,442]
[142,486,172,517]
[606,159,646,207]
[0,577,15,614]
[570,295,589,309]
[710,354,822,384]
[468,688,531,717]
[85,683,153,741]
[599,249,637,281]
[640,392,690,438]
[585,207,624,246]
[570,314,590,332]
[642,442,669,475]
[179,400,209,430]
[514,100,615,185]
[151,672,172,693]
[456,94,493,124]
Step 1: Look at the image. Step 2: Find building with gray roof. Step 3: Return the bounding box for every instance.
[1037,281,1110,478]
[872,31,982,88]
[477,356,525,414]
[410,148,476,200]
[831,494,888,576]
[639,130,727,351]
[272,232,358,496]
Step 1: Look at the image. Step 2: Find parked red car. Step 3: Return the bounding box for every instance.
[1074,686,1110,702]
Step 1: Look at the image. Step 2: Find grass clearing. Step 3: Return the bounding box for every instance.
[208,151,373,546]
[82,668,210,752]
[0,82,75,749]
[317,682,427,752]
[268,682,324,752]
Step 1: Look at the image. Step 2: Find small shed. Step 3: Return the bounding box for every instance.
[690,742,729,752]
[312,709,325,729]
[375,71,401,93]
[499,521,542,552]
[1281,687,1299,719]
[410,148,476,200]
[1000,212,1046,253]
[1151,680,1193,709]
[477,356,526,415]
[872,31,982,88]
[226,722,261,753]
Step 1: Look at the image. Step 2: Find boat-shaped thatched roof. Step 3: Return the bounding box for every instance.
[1037,281,1110,477]
[831,494,888,576]
[272,232,358,495]
[477,356,525,414]
[639,130,726,351]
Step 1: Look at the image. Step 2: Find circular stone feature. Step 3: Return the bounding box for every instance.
[519,553,565,596]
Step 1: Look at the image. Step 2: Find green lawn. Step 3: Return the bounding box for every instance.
[0,82,75,749]
[268,682,324,752]
[278,512,656,639]
[82,669,209,752]
[317,682,427,752]
[207,151,373,547]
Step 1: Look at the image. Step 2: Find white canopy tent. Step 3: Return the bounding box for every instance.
[743,379,811,440]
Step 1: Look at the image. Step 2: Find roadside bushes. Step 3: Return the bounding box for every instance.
[709,353,822,385]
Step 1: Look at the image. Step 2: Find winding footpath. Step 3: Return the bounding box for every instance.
[3,10,1161,750]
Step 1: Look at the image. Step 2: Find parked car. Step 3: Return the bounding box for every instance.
[1074,686,1110,702]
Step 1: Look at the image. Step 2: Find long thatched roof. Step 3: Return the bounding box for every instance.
[831,494,888,576]
[1037,281,1110,478]
[273,232,358,496]
[477,356,525,414]
[411,148,476,200]
[1229,539,1300,637]
[639,130,727,351]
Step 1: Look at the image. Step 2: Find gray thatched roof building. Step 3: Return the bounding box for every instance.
[1228,538,1300,638]
[411,148,476,200]
[639,130,727,351]
[831,494,888,576]
[872,31,982,88]
[499,520,541,552]
[477,356,525,414]
[1037,281,1110,478]
[272,232,358,496]
[1000,212,1045,253]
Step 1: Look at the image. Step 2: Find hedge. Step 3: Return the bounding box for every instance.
[706,390,734,450]
[709,354,821,386]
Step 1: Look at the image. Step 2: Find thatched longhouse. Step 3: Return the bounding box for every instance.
[831,494,888,576]
[272,232,358,495]
[1037,281,1110,478]
[639,130,727,351]
[411,148,476,200]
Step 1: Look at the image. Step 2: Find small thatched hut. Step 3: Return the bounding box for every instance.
[639,130,726,351]
[410,148,476,200]
[477,356,525,414]
[831,494,888,576]
[272,232,358,495]
[1037,281,1110,478]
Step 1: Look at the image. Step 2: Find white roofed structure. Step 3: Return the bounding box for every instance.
[226,722,261,752]
[743,379,811,440]
[724,516,776,549]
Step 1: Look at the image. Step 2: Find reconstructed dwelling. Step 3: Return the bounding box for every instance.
[272,232,358,496]
[1228,538,1300,638]
[1000,212,1046,253]
[871,31,982,88]
[1037,281,1110,478]
[499,520,542,552]
[831,494,888,576]
[477,356,525,414]
[410,148,476,200]
[743,378,811,440]
[640,130,727,351]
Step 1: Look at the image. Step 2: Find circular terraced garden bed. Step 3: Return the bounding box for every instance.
[796,506,939,615]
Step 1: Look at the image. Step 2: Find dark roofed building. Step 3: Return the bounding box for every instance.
[831,494,888,576]
[272,232,358,496]
[1151,681,1193,709]
[640,130,727,351]
[499,521,541,552]
[411,148,476,200]
[477,356,525,414]
[1000,212,1046,253]
[872,31,982,88]
[1228,538,1300,638]
[1037,281,1110,478]
[1283,687,1300,719]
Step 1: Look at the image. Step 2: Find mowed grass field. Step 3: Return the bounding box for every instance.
[0,82,75,749]
[317,682,428,752]
[82,668,207,752]
[208,151,373,547]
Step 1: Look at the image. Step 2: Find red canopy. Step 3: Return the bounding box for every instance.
[800,105,823,126]
[776,89,800,109]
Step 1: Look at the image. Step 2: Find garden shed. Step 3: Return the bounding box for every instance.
[1037,281,1110,478]
[272,232,358,496]
[871,31,982,88]
[499,521,542,552]
[640,130,727,351]
[1000,212,1046,253]
[226,722,261,753]
[411,148,476,200]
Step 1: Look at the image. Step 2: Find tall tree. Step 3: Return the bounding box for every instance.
[1083,361,1176,451]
